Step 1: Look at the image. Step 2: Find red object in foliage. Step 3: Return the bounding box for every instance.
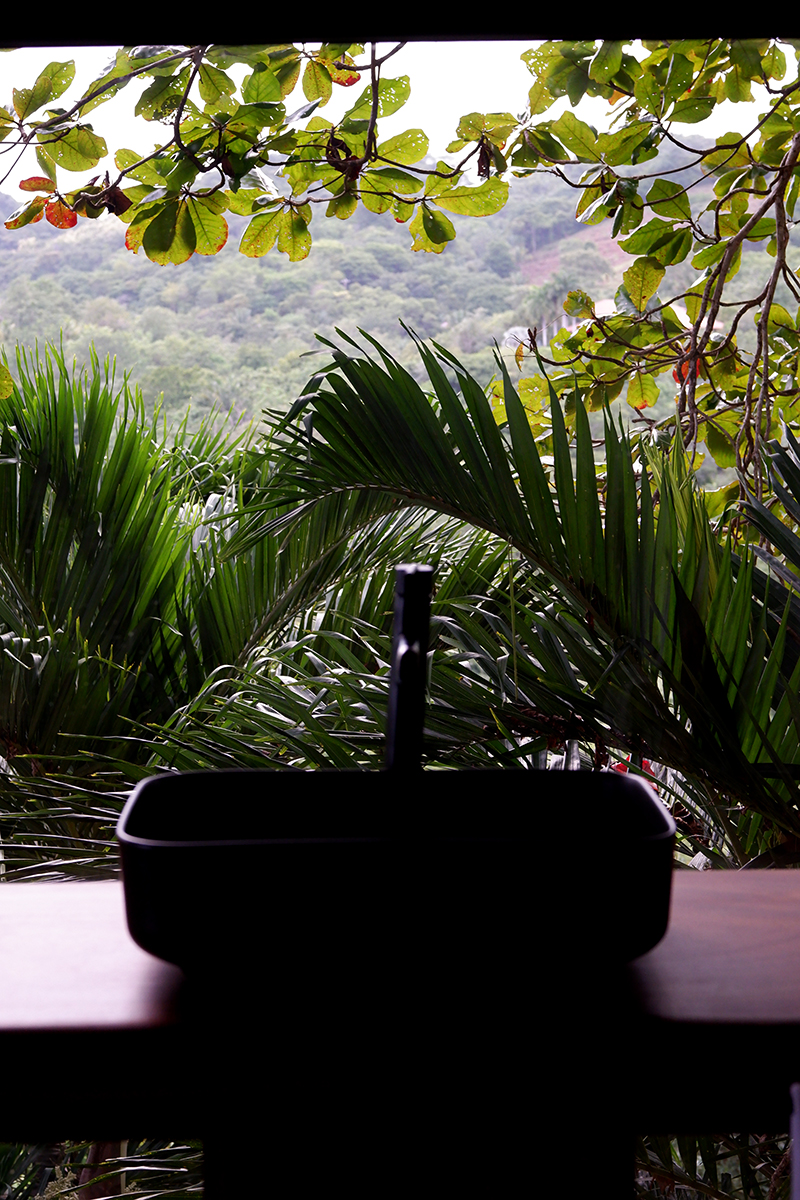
[612,758,658,791]
[672,360,700,384]
[45,199,78,229]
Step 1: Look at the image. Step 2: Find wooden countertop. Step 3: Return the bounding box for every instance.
[4,871,800,1137]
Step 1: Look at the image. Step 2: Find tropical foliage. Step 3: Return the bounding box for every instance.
[0,164,588,433]
[1,43,508,269]
[7,323,800,876]
[498,39,800,508]
[9,35,800,1200]
[4,325,800,1195]
[8,36,800,504]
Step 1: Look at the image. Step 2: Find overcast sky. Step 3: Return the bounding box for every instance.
[0,41,777,195]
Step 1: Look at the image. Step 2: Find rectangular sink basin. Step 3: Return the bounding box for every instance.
[117,767,675,968]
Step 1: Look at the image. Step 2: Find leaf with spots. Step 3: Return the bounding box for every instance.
[37,125,106,172]
[277,205,312,260]
[377,129,428,165]
[623,257,665,313]
[239,207,285,257]
[45,198,77,228]
[0,363,13,401]
[4,197,46,229]
[19,176,56,193]
[345,77,410,121]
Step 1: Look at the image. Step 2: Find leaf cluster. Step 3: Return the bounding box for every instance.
[493,40,800,502]
[1,43,511,265]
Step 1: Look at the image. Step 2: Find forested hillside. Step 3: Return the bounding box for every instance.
[0,138,794,465]
[0,166,620,430]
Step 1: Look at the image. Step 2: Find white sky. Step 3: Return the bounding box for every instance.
[0,41,781,197]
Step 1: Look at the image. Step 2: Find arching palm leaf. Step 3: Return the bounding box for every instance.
[225,328,800,860]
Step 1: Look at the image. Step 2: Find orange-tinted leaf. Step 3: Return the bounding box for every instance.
[19,176,56,193]
[327,54,360,87]
[45,198,77,228]
[4,197,45,229]
[125,220,147,254]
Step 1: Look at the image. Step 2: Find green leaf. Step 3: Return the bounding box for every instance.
[550,111,600,161]
[576,182,613,224]
[762,44,786,80]
[37,125,106,172]
[527,78,554,116]
[377,128,428,165]
[692,241,728,270]
[198,63,236,105]
[164,157,198,193]
[360,168,421,214]
[38,60,75,102]
[115,149,164,186]
[225,187,272,216]
[13,61,74,118]
[724,64,753,104]
[704,422,737,468]
[392,197,415,223]
[633,72,662,115]
[135,71,189,121]
[619,218,675,255]
[730,39,765,79]
[35,146,57,183]
[663,53,693,105]
[239,207,284,257]
[277,205,312,260]
[186,198,229,254]
[345,76,410,121]
[409,207,447,253]
[456,111,518,145]
[327,189,358,219]
[626,372,659,409]
[563,289,594,319]
[704,479,740,517]
[363,167,420,194]
[596,121,652,166]
[589,41,624,84]
[77,49,138,116]
[623,257,665,312]
[745,217,777,241]
[521,44,559,115]
[273,54,302,99]
[242,63,282,104]
[671,95,717,123]
[427,176,508,217]
[302,59,333,105]
[647,178,691,222]
[422,207,456,244]
[761,303,796,336]
[142,199,197,265]
[703,134,751,174]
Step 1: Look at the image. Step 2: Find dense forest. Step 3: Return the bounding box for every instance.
[0,162,588,426]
